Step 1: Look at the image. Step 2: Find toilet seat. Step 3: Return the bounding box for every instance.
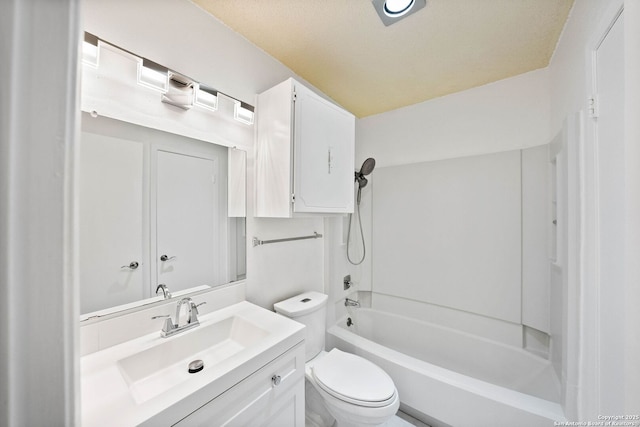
[311,349,397,408]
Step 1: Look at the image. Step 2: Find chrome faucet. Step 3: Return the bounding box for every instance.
[344,298,360,308]
[155,283,172,299]
[152,297,206,338]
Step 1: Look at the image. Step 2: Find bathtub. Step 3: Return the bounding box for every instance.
[326,309,566,427]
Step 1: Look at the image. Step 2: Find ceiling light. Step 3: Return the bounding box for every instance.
[384,0,415,17]
[137,58,168,93]
[234,101,254,125]
[372,0,426,26]
[194,84,218,112]
[82,32,100,68]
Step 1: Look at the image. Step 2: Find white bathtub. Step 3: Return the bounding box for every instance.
[326,309,566,427]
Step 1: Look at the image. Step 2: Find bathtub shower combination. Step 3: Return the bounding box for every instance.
[327,309,566,427]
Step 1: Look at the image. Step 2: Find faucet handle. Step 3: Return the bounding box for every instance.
[189,301,206,323]
[191,301,206,312]
[152,314,170,320]
[152,314,176,335]
[343,275,353,290]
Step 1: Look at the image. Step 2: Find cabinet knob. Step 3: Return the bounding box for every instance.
[271,375,281,386]
[160,254,176,262]
[121,261,139,270]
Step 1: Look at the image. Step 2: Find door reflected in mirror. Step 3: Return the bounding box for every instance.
[79,112,246,317]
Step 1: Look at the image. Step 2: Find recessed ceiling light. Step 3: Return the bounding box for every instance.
[372,0,426,26]
[383,0,415,17]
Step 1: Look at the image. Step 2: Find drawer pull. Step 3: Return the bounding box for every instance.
[271,375,281,386]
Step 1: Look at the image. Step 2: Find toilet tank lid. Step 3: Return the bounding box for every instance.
[274,291,328,317]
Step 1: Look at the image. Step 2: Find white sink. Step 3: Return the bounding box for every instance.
[81,301,305,427]
[117,315,268,404]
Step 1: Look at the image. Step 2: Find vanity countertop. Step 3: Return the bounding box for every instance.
[81,301,305,427]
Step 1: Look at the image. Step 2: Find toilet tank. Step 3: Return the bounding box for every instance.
[274,291,328,361]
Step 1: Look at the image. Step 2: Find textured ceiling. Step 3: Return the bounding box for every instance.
[192,0,573,118]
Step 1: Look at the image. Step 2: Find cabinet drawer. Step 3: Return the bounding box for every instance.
[174,342,305,426]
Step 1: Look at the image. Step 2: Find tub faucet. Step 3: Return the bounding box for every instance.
[345,298,360,308]
[151,297,206,338]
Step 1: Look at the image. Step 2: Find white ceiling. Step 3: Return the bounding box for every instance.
[192,0,574,118]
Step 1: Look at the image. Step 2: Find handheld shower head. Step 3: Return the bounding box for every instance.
[355,158,376,188]
[348,157,376,266]
[360,158,376,176]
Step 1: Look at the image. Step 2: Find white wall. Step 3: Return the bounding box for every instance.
[356,67,550,167]
[1,0,80,425]
[82,0,327,310]
[623,0,640,415]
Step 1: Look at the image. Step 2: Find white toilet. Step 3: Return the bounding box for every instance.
[274,291,400,427]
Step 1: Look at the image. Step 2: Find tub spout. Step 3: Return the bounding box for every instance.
[345,298,360,308]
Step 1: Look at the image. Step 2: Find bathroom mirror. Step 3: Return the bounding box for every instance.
[79,113,246,318]
[78,35,250,320]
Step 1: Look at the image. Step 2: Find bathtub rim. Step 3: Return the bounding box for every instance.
[328,313,566,423]
[340,307,553,366]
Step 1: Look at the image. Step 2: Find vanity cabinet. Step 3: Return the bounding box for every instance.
[256,78,355,217]
[173,342,305,427]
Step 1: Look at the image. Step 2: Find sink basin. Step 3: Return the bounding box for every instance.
[81,300,305,427]
[117,315,268,404]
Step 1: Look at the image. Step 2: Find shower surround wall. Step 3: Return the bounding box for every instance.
[374,151,522,324]
[371,147,551,348]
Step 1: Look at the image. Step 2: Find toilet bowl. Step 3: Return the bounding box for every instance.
[307,349,400,427]
[274,292,400,427]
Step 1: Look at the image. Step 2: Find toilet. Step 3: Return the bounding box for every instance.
[274,292,400,427]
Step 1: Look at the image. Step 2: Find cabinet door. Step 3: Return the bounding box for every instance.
[255,79,294,218]
[173,343,305,427]
[222,381,304,427]
[79,130,145,313]
[293,83,355,214]
[156,150,220,292]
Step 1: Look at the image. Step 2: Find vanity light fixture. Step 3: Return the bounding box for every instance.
[234,101,255,125]
[82,32,100,68]
[194,84,219,112]
[82,32,255,125]
[372,0,426,26]
[137,58,169,93]
[161,72,195,110]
